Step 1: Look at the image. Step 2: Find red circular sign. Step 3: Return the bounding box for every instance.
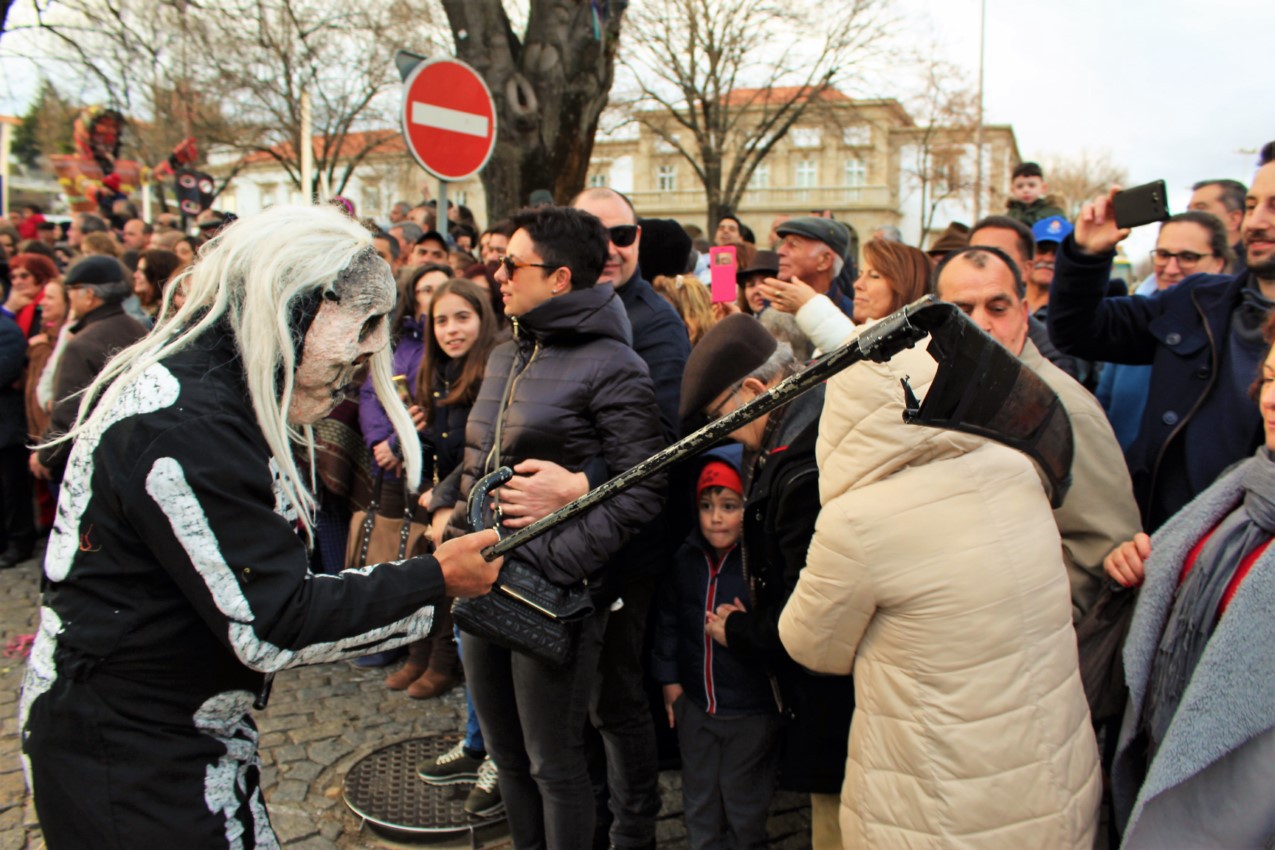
[400,58,497,182]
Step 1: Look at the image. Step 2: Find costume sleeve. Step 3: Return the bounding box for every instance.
[779,501,875,676]
[794,295,856,355]
[1046,236,1163,364]
[123,413,446,673]
[516,352,668,585]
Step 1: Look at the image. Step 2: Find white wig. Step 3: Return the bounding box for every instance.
[46,203,421,539]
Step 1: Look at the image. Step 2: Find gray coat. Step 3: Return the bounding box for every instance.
[1113,457,1275,849]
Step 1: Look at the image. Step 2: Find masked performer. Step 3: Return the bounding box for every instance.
[19,204,501,850]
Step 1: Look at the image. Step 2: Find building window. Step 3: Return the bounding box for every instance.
[844,157,867,201]
[935,149,962,193]
[455,189,468,206]
[790,127,821,149]
[657,165,677,192]
[795,160,818,188]
[749,162,770,189]
[589,172,609,188]
[842,125,872,146]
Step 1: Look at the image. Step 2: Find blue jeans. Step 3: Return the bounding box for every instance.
[455,625,484,754]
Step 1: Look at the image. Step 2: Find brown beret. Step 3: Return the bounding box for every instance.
[679,313,777,420]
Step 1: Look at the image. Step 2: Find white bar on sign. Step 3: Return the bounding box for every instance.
[410,102,489,137]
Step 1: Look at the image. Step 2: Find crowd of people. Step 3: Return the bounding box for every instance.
[4,139,1275,850]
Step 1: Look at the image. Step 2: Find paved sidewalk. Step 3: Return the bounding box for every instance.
[0,548,813,849]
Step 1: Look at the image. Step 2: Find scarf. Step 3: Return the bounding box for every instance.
[1143,447,1275,753]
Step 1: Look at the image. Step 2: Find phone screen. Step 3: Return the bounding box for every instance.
[710,245,738,304]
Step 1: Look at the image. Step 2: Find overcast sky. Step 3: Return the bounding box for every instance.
[898,0,1266,209]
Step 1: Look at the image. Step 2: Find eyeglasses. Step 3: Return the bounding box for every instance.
[608,225,638,248]
[1150,249,1213,269]
[707,379,745,420]
[500,255,560,277]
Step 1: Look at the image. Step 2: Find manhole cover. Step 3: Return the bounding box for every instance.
[343,734,507,840]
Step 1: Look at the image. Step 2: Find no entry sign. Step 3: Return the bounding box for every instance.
[400,57,497,182]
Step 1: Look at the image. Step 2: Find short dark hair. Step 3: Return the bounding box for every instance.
[510,205,609,291]
[1012,161,1044,181]
[1192,179,1247,213]
[1259,141,1275,167]
[450,222,478,244]
[1163,211,1236,270]
[971,215,1036,266]
[932,245,1026,300]
[78,213,108,234]
[127,218,154,235]
[483,219,516,239]
[371,229,399,259]
[415,232,448,250]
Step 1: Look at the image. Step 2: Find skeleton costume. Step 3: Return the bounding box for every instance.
[20,208,447,849]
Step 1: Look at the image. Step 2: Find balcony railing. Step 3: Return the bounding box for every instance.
[627,184,892,212]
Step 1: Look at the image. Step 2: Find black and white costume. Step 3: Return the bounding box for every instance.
[21,323,445,849]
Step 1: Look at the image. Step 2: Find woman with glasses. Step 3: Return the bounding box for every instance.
[445,206,665,850]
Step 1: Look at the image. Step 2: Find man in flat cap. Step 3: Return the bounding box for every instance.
[760,216,854,318]
[34,256,148,482]
[680,313,853,849]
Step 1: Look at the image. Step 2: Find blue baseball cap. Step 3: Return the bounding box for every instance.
[1032,215,1073,246]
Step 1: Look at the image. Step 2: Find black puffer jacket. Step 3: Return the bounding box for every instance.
[448,284,666,586]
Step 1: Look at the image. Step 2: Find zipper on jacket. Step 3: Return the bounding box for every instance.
[484,318,541,521]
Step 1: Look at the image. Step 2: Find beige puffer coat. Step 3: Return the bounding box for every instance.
[778,340,1100,849]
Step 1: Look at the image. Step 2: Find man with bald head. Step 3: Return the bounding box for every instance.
[934,246,1141,620]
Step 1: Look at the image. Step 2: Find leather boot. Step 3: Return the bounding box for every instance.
[406,668,457,700]
[385,639,432,690]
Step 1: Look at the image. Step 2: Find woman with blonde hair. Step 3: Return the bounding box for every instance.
[652,273,715,346]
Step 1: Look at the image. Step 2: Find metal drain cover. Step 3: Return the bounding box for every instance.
[343,735,507,839]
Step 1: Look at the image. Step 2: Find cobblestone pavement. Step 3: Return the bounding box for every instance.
[1,546,812,849]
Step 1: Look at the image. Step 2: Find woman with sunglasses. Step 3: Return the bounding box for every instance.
[445,206,665,849]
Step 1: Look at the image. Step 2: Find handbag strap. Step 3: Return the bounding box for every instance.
[358,468,386,565]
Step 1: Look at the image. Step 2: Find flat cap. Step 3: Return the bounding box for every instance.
[64,255,126,287]
[775,217,851,260]
[679,313,777,420]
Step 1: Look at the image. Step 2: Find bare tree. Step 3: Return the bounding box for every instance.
[899,56,979,244]
[1041,149,1129,218]
[4,0,440,199]
[618,0,890,230]
[438,0,627,221]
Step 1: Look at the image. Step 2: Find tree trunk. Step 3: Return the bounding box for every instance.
[441,0,626,222]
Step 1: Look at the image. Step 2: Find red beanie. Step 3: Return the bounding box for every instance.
[697,460,742,499]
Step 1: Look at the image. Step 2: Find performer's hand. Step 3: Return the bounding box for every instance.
[436,528,502,598]
[496,459,588,528]
[662,683,684,729]
[1104,532,1151,588]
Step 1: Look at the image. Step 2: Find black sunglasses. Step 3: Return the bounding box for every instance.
[608,225,638,247]
[501,255,560,277]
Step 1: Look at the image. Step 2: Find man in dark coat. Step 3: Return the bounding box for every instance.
[681,313,854,848]
[34,256,148,481]
[1048,160,1275,530]
[0,299,34,567]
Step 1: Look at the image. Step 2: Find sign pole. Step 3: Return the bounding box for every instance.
[437,179,448,235]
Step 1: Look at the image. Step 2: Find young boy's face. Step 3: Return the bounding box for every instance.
[1011,175,1046,204]
[699,487,744,554]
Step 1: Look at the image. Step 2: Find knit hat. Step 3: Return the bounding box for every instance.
[679,313,777,420]
[63,255,131,302]
[926,222,971,257]
[697,459,743,498]
[776,217,851,260]
[637,218,693,280]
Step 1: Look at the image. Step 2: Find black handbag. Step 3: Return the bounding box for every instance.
[451,362,595,668]
[452,561,595,668]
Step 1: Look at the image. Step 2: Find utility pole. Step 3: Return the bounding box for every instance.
[973,0,987,222]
